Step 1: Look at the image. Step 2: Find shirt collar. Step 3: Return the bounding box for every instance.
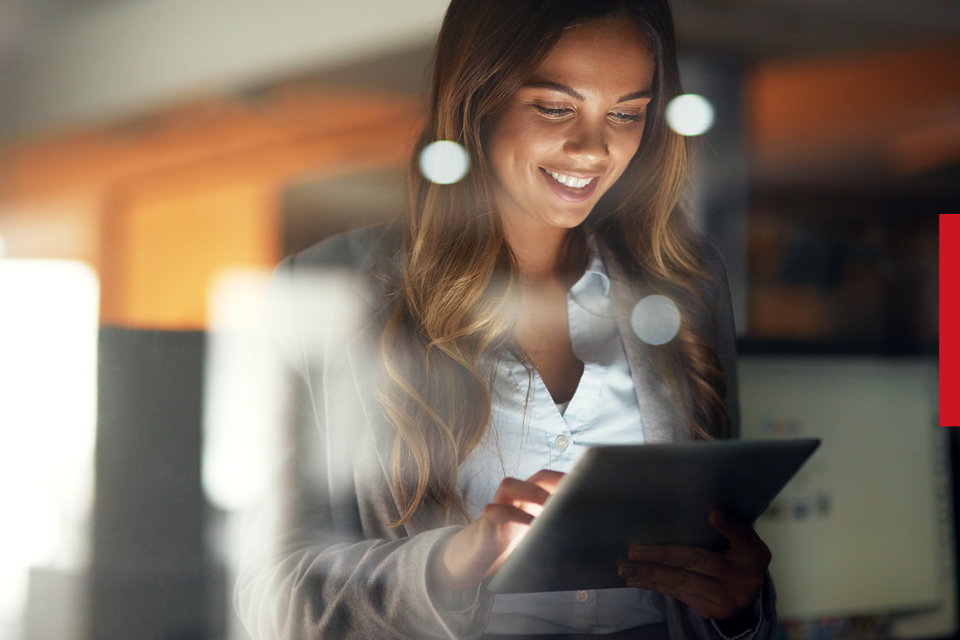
[569,240,611,299]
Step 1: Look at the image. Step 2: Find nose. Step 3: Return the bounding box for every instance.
[562,118,608,165]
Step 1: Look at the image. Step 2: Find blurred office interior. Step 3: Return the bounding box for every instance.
[0,0,953,639]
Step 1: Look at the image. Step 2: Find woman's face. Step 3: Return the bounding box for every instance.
[487,15,656,236]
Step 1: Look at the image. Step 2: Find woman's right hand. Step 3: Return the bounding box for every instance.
[431,470,564,592]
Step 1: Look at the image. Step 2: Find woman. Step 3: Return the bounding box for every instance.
[237,1,776,638]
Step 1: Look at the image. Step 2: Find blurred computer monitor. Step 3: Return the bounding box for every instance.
[739,357,951,637]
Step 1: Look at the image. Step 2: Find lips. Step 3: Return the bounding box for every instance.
[539,167,600,202]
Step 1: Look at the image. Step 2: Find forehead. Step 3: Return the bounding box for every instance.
[532,16,655,90]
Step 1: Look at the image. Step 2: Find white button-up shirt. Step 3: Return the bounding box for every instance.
[458,250,665,635]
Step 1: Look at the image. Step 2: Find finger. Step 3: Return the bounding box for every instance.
[493,477,551,508]
[709,511,773,570]
[481,502,535,527]
[618,562,722,603]
[627,544,727,578]
[709,510,768,555]
[480,503,536,571]
[525,469,565,494]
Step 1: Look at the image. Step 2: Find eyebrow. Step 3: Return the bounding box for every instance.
[523,80,652,103]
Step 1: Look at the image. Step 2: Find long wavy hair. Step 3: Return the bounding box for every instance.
[379,0,731,530]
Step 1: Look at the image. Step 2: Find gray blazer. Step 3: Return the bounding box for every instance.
[235,223,777,640]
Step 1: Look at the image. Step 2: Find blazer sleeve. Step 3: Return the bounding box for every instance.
[699,241,742,439]
[233,246,494,640]
[664,572,778,640]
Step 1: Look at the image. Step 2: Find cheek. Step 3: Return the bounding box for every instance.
[496,114,558,165]
[488,118,524,175]
[611,129,645,174]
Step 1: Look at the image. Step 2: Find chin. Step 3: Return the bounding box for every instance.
[553,206,596,229]
[548,216,591,231]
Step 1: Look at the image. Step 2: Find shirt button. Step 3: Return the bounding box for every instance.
[555,435,569,450]
[576,590,589,602]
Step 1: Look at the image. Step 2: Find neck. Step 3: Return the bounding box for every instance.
[501,216,570,287]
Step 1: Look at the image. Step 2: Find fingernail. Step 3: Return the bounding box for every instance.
[618,565,637,579]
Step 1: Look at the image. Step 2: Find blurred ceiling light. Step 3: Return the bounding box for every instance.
[630,294,681,345]
[666,94,715,137]
[419,141,470,185]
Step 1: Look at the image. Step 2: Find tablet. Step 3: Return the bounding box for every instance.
[486,438,820,594]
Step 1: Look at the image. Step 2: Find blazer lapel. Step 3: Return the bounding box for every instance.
[341,225,406,492]
[602,248,689,444]
[344,318,401,490]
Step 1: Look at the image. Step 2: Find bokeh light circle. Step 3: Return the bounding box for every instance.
[630,295,681,345]
[419,140,470,185]
[666,94,715,137]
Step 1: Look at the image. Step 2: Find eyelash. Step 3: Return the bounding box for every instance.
[533,105,644,124]
[534,105,571,118]
[612,112,645,124]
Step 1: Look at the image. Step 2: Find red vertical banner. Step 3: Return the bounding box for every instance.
[942,214,959,426]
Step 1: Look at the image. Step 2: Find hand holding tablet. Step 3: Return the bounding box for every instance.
[619,508,772,623]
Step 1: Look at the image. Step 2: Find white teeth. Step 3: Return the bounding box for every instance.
[548,170,594,189]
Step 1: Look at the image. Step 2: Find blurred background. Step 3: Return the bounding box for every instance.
[0,0,952,639]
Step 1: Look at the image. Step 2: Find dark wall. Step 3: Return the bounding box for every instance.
[91,327,215,640]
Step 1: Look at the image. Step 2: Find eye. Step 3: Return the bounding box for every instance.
[534,105,573,119]
[609,110,645,124]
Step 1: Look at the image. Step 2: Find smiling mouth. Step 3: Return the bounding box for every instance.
[539,167,600,203]
[542,169,596,189]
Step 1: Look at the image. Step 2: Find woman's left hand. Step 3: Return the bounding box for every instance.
[617,509,771,622]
